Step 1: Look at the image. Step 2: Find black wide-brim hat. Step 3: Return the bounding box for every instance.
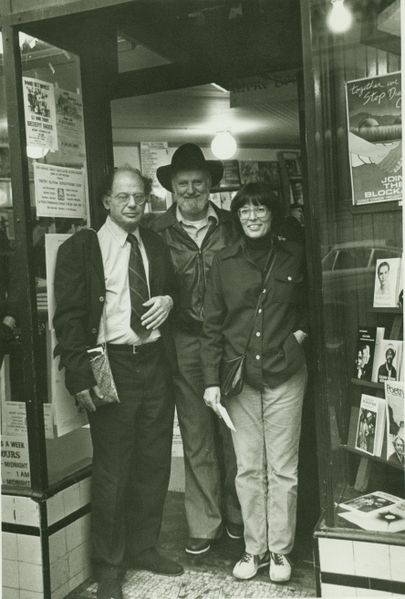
[156,143,223,192]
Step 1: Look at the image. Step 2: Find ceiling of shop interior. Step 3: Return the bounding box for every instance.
[111,0,302,147]
[110,79,301,147]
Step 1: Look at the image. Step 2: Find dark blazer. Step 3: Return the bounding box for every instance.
[53,226,177,396]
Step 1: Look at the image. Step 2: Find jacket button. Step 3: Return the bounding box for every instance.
[255,354,260,360]
[91,328,97,334]
[258,308,262,314]
[262,288,266,294]
[99,296,104,302]
[256,331,261,337]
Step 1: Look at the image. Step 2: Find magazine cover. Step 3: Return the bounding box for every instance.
[355,394,386,456]
[373,257,402,308]
[372,338,403,383]
[353,326,378,381]
[338,490,400,513]
[339,499,405,533]
[345,72,402,206]
[385,380,405,467]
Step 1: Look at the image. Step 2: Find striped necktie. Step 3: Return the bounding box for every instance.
[127,234,150,338]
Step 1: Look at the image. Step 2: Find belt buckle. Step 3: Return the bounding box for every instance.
[132,344,140,355]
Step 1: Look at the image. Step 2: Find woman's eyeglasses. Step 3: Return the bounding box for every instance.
[112,193,146,205]
[238,206,269,221]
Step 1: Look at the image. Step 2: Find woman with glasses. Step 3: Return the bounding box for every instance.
[201,182,308,584]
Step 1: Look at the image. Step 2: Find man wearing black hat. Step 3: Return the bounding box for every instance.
[152,144,242,556]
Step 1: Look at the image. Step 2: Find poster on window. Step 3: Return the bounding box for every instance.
[54,87,85,162]
[345,72,402,206]
[34,162,86,218]
[22,76,58,152]
[140,142,170,213]
[1,434,31,487]
[45,234,88,436]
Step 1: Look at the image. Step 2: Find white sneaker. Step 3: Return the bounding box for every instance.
[233,551,270,580]
[269,552,291,582]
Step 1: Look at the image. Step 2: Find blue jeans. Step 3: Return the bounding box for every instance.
[226,364,308,555]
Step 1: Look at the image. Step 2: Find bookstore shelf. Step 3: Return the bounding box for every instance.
[341,444,404,471]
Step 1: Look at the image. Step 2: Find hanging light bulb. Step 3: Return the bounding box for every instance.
[211,131,237,160]
[326,0,353,33]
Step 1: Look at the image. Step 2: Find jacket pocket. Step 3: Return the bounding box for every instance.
[272,273,303,303]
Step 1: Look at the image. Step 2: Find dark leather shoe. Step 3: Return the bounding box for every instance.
[97,578,123,599]
[185,537,211,556]
[130,548,184,576]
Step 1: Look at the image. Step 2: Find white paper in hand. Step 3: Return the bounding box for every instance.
[217,404,236,432]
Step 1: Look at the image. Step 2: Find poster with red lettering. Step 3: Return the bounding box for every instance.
[345,72,401,206]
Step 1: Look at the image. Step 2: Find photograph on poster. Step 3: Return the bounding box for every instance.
[346,72,402,206]
[22,76,58,152]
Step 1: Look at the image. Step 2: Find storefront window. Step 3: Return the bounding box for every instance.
[306,0,403,529]
[1,31,93,490]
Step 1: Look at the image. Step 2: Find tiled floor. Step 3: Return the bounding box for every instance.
[68,491,316,598]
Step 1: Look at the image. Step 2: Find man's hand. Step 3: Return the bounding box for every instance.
[203,386,222,418]
[75,385,104,412]
[141,295,173,330]
[293,329,308,345]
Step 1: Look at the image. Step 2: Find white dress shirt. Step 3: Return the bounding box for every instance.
[97,216,160,345]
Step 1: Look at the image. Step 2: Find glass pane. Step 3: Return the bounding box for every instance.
[17,32,92,485]
[308,0,403,531]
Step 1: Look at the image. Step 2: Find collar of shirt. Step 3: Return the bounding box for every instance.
[176,203,218,228]
[105,215,142,247]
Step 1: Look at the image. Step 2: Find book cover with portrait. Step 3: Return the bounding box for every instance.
[339,497,405,533]
[373,257,402,308]
[355,394,386,457]
[384,380,405,467]
[372,338,403,384]
[353,326,384,381]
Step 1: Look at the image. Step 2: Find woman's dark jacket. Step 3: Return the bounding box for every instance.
[201,234,308,390]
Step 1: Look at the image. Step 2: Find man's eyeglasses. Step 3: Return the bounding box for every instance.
[238,205,269,221]
[112,193,147,205]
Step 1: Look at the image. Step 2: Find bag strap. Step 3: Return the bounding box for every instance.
[241,247,277,354]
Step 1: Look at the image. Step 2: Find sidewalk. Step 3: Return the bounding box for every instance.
[69,491,316,598]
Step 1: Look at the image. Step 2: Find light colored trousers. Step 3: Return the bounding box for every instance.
[226,364,307,555]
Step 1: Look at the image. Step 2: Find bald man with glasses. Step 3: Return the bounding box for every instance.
[53,167,183,599]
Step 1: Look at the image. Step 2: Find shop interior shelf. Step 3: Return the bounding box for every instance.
[350,378,384,391]
[341,444,404,471]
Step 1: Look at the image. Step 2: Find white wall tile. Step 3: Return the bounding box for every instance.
[2,587,20,599]
[3,559,19,588]
[17,534,42,565]
[49,529,67,563]
[356,590,391,597]
[390,545,405,583]
[18,562,43,593]
[69,571,87,593]
[62,482,81,517]
[52,582,70,599]
[13,497,39,527]
[20,591,44,599]
[66,519,82,551]
[353,541,390,581]
[47,492,65,526]
[2,532,17,560]
[68,543,85,577]
[2,495,15,522]
[79,477,91,506]
[319,538,355,575]
[321,583,357,597]
[50,556,69,592]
